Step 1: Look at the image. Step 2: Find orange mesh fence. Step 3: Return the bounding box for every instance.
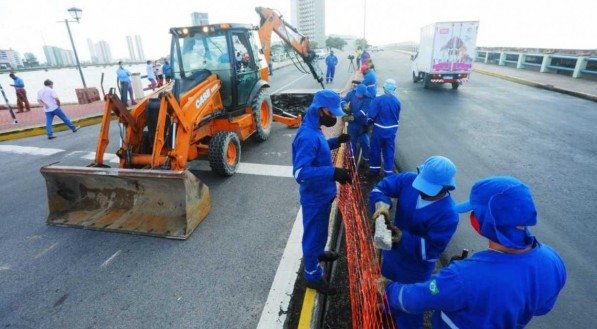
[338,147,395,328]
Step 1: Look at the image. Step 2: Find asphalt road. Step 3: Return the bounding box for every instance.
[1,51,595,328]
[0,62,334,328]
[377,51,596,328]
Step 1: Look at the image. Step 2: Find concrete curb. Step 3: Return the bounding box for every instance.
[0,113,107,142]
[473,68,597,102]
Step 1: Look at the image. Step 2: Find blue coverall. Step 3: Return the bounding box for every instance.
[370,173,459,329]
[292,104,341,282]
[386,239,567,329]
[325,54,338,83]
[362,69,377,98]
[341,87,372,162]
[367,93,401,175]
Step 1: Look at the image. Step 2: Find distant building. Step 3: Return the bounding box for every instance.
[126,35,137,61]
[42,46,74,67]
[191,12,209,26]
[0,49,23,69]
[95,40,112,64]
[135,35,145,61]
[290,0,325,47]
[87,38,98,64]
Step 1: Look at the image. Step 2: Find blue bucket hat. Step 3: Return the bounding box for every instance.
[355,84,367,97]
[455,176,537,249]
[412,156,456,196]
[311,89,344,116]
[383,79,397,95]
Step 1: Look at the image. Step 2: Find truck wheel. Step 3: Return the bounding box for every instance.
[252,89,273,142]
[451,82,460,90]
[412,71,419,83]
[208,131,241,176]
[423,75,431,89]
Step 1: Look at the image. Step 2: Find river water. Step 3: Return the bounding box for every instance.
[0,64,148,104]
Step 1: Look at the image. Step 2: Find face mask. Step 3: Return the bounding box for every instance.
[320,113,337,127]
[470,212,482,235]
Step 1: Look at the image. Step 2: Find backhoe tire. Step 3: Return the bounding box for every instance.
[209,132,241,176]
[252,89,273,142]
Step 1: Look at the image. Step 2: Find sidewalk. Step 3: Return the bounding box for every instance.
[473,62,597,102]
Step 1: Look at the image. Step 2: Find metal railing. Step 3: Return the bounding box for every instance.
[476,48,597,78]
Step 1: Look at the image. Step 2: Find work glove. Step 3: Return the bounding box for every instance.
[342,114,354,123]
[342,103,351,113]
[333,167,352,184]
[390,225,403,244]
[337,133,351,144]
[449,249,470,263]
[372,201,390,221]
[376,276,392,296]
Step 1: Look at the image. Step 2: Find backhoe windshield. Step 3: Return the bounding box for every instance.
[172,31,230,79]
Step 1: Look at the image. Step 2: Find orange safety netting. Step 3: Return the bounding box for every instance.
[338,148,395,329]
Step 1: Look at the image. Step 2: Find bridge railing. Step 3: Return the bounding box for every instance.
[476,49,597,79]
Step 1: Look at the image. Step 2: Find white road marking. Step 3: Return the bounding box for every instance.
[257,207,303,329]
[271,74,309,94]
[0,264,11,271]
[34,242,59,259]
[2,146,293,177]
[100,250,122,269]
[0,145,63,156]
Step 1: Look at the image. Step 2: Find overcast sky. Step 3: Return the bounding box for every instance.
[1,0,595,62]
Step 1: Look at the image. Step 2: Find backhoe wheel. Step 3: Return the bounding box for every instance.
[208,132,241,176]
[252,89,273,142]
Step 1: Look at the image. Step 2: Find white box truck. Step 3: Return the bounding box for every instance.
[411,21,479,89]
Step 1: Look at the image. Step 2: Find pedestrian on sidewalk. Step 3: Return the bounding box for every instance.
[292,89,352,295]
[367,79,400,176]
[325,50,338,84]
[379,176,567,329]
[146,60,157,91]
[370,155,459,329]
[37,79,79,139]
[116,61,133,106]
[162,59,173,83]
[8,73,31,112]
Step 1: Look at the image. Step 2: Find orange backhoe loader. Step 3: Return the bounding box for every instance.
[40,7,324,239]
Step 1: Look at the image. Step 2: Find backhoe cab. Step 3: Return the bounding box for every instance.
[40,9,324,239]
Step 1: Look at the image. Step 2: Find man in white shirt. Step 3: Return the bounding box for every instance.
[37,79,79,139]
[146,61,157,90]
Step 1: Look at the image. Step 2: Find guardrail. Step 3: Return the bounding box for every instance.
[476,50,597,78]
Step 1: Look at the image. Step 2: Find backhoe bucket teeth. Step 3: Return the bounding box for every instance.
[40,166,211,239]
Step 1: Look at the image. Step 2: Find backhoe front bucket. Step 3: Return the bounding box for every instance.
[40,166,211,239]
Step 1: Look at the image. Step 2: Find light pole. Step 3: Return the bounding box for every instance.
[61,7,87,88]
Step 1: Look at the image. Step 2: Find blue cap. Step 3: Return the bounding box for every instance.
[355,84,367,97]
[455,176,537,249]
[412,156,456,196]
[311,89,344,116]
[383,79,397,95]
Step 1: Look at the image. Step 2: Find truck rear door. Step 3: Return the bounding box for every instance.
[431,22,478,73]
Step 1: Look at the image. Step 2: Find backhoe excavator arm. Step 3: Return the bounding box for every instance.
[255,6,324,88]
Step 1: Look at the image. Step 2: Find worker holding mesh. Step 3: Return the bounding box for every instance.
[379,176,567,328]
[292,90,351,295]
[369,156,459,329]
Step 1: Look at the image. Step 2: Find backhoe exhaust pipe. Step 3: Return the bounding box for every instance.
[40,166,211,239]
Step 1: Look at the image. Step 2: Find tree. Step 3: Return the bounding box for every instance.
[22,53,40,68]
[325,37,347,51]
[355,38,369,50]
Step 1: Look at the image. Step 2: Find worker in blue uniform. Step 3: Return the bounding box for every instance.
[325,50,338,84]
[370,155,459,329]
[380,176,567,329]
[341,83,373,166]
[292,89,351,295]
[361,64,377,98]
[367,79,400,176]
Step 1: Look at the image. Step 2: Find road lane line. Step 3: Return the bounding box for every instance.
[100,250,122,269]
[189,160,293,178]
[0,145,63,156]
[0,264,11,271]
[80,151,120,163]
[271,74,310,94]
[34,242,59,259]
[257,207,303,328]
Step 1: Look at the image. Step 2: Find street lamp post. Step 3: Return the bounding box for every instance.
[61,7,87,88]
